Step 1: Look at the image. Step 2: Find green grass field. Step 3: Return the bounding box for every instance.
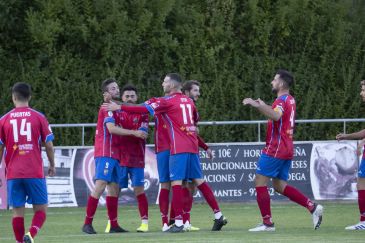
[0,202,364,243]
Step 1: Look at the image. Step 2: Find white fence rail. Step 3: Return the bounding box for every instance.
[50,118,365,145]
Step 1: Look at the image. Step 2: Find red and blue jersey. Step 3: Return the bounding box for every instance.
[0,107,54,179]
[262,94,296,160]
[94,106,120,160]
[144,93,199,155]
[115,110,149,168]
[145,97,170,153]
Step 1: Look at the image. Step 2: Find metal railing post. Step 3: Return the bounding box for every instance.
[258,123,261,142]
[82,126,85,146]
[343,121,346,134]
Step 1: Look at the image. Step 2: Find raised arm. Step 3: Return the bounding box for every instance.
[242,98,282,121]
[336,129,365,140]
[102,101,149,114]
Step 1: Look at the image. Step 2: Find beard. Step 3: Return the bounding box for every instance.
[272,87,278,94]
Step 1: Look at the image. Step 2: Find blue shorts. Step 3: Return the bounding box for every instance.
[256,153,291,181]
[94,157,121,184]
[169,153,203,181]
[157,150,170,183]
[119,167,145,188]
[7,178,48,207]
[359,159,365,178]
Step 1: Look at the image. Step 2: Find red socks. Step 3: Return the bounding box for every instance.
[171,185,184,221]
[29,210,46,238]
[283,185,314,212]
[197,182,220,213]
[12,217,24,243]
[84,196,99,225]
[256,186,272,225]
[159,188,169,225]
[169,198,176,222]
[137,193,149,220]
[106,196,119,228]
[358,190,365,221]
[182,187,193,223]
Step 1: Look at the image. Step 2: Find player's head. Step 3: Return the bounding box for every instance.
[360,80,365,102]
[182,80,201,102]
[121,84,138,104]
[12,82,32,105]
[271,69,294,94]
[163,73,182,93]
[101,78,120,100]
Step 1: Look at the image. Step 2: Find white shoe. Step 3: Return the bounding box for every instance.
[345,221,365,230]
[312,204,323,230]
[248,223,275,232]
[162,223,170,232]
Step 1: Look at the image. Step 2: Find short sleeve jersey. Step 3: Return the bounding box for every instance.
[145,97,170,153]
[262,94,296,160]
[0,107,54,179]
[94,107,120,160]
[115,110,149,168]
[144,93,199,155]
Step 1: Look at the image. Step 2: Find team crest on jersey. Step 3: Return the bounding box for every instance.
[151,103,159,109]
[133,117,139,123]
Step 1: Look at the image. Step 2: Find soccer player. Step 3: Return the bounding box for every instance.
[82,79,147,234]
[336,79,365,230]
[111,73,227,233]
[243,70,323,232]
[178,80,213,231]
[103,89,173,232]
[0,82,55,243]
[114,84,150,232]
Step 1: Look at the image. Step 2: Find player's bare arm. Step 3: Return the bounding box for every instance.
[106,123,147,139]
[44,141,56,177]
[336,129,365,140]
[243,98,282,121]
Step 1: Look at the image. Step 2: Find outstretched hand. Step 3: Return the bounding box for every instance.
[335,133,347,141]
[242,98,260,108]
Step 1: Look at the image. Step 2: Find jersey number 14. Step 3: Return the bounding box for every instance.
[10,119,32,142]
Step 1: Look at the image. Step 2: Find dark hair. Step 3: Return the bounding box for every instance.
[101,78,117,92]
[121,83,138,95]
[166,73,182,83]
[12,82,31,101]
[182,80,200,93]
[276,69,294,88]
[361,80,365,86]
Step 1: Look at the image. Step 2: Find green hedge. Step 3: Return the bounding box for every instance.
[1,0,365,145]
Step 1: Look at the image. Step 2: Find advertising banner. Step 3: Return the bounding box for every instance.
[0,141,360,209]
